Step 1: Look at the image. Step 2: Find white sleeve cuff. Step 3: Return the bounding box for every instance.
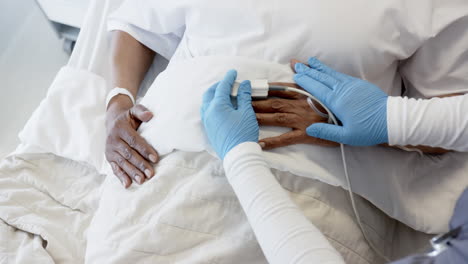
[223,142,263,176]
[387,96,405,146]
[107,21,176,60]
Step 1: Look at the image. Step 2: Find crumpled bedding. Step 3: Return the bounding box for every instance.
[0,148,433,264]
[0,220,53,264]
[0,151,103,263]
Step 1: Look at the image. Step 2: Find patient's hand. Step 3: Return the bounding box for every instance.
[105,96,159,188]
[252,83,338,150]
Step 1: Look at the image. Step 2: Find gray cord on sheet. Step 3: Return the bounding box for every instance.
[268,85,391,263]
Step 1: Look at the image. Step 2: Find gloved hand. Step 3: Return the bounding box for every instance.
[293,57,389,146]
[201,70,259,159]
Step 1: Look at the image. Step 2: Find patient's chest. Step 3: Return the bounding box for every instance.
[169,0,433,96]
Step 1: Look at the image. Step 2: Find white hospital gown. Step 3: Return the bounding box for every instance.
[108,0,468,99]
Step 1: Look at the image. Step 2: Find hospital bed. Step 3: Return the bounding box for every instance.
[1,0,467,263]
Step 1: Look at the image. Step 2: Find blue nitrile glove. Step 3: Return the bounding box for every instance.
[294,57,389,146]
[201,70,259,159]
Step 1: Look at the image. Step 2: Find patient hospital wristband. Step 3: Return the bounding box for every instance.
[106,88,136,109]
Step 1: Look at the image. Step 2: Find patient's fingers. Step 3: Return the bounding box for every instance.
[252,98,297,114]
[258,130,304,150]
[113,152,145,185]
[120,129,159,164]
[129,104,153,123]
[116,140,154,179]
[110,161,131,188]
[214,69,237,104]
[256,112,300,127]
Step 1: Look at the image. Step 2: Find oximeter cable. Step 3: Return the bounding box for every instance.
[249,83,392,263]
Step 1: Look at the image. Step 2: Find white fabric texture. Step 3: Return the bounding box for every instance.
[0,152,103,263]
[0,149,432,264]
[223,142,345,264]
[388,95,468,152]
[400,10,468,98]
[108,0,468,98]
[18,66,109,172]
[86,149,408,264]
[0,221,54,264]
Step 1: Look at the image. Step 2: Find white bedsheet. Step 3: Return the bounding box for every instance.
[0,220,53,264]
[1,147,429,264]
[85,150,400,264]
[0,151,103,263]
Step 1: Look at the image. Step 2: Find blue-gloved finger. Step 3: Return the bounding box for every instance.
[214,69,237,104]
[201,83,217,116]
[294,73,331,104]
[237,80,253,110]
[294,63,310,74]
[203,83,217,104]
[308,57,348,82]
[302,68,339,88]
[306,123,345,144]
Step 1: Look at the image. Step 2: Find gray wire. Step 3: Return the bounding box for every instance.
[268,85,391,263]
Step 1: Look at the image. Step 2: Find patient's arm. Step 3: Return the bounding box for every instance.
[105,30,159,188]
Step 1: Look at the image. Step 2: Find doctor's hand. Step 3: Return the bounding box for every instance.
[201,70,259,160]
[293,57,388,146]
[105,97,159,188]
[252,84,338,150]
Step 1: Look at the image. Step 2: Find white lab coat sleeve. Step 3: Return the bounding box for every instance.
[387,94,468,152]
[107,0,185,60]
[223,142,345,264]
[399,3,468,98]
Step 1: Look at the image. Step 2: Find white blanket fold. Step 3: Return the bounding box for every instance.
[0,152,103,263]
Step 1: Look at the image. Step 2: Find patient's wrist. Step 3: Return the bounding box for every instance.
[107,95,134,113]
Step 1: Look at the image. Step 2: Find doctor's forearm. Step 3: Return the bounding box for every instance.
[388,94,468,152]
[223,142,344,264]
[109,30,156,110]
